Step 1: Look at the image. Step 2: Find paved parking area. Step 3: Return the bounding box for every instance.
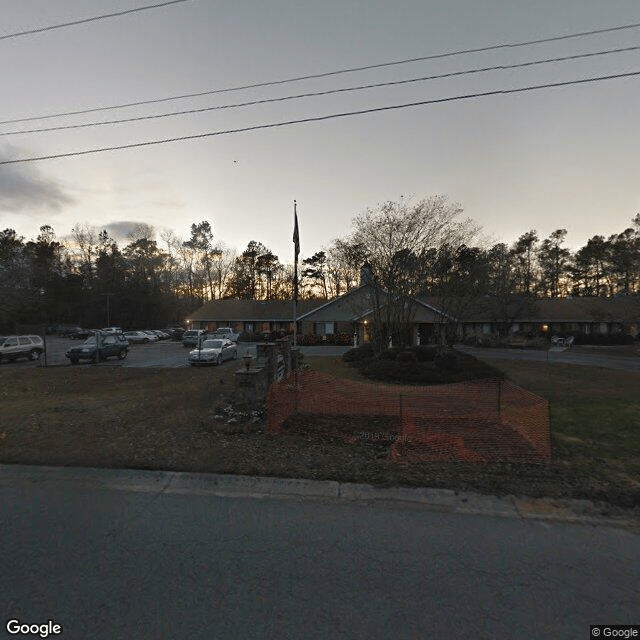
[1,337,352,370]
[0,336,258,369]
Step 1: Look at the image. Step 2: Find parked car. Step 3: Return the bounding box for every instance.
[149,330,170,340]
[166,326,185,340]
[213,327,240,342]
[66,333,129,364]
[0,335,46,363]
[70,328,96,340]
[141,330,160,342]
[123,330,153,344]
[182,329,207,347]
[101,326,123,335]
[188,338,237,366]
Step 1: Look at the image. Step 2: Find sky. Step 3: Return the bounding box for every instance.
[1,0,639,263]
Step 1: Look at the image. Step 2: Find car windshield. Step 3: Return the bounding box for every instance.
[202,340,223,349]
[83,337,96,345]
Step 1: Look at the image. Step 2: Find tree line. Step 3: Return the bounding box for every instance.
[1,199,639,332]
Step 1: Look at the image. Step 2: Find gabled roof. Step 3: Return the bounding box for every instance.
[299,284,451,323]
[189,298,323,322]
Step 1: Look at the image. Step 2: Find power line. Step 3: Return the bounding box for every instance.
[2,19,640,125]
[1,69,639,166]
[2,45,639,137]
[0,0,192,42]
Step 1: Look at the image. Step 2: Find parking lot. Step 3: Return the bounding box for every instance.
[1,336,258,369]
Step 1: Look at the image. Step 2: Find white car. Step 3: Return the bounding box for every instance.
[213,327,240,342]
[101,327,123,335]
[188,338,237,366]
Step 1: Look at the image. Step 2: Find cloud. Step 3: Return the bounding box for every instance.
[0,144,75,213]
[103,220,153,241]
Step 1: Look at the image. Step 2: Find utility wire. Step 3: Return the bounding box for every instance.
[1,70,639,166]
[1,19,640,124]
[0,0,192,42]
[2,46,638,137]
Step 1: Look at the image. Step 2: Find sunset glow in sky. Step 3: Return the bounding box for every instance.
[1,0,639,261]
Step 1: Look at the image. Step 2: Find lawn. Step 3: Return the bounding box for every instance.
[0,356,638,511]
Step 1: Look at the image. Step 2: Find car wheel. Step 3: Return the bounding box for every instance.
[118,350,127,360]
[29,349,41,361]
[70,357,79,365]
[232,350,238,359]
[143,338,149,343]
[216,354,222,365]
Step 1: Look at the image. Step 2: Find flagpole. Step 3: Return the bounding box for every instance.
[293,200,299,348]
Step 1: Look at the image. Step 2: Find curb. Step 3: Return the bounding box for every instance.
[1,464,637,530]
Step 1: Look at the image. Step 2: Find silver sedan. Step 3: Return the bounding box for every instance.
[188,338,238,366]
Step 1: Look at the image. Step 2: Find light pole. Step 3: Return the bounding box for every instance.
[101,293,114,327]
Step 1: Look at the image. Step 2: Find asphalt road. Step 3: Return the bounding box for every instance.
[459,345,640,372]
[1,465,638,640]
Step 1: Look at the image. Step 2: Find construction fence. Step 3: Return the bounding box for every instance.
[267,371,551,464]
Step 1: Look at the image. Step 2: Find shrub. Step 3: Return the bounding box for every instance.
[298,334,325,346]
[377,348,401,361]
[396,350,418,364]
[408,345,438,361]
[342,344,375,363]
[354,348,504,385]
[572,332,634,346]
[434,350,461,372]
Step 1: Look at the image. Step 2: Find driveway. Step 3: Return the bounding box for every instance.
[458,345,640,372]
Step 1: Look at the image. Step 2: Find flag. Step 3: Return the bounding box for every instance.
[293,200,300,261]
[292,200,300,346]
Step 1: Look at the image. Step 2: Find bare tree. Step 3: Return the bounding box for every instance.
[349,196,479,349]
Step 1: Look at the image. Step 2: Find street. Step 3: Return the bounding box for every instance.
[1,465,638,640]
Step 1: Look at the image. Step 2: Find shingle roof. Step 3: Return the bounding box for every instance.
[189,298,324,322]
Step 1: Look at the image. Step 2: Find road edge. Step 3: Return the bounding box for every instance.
[1,463,637,530]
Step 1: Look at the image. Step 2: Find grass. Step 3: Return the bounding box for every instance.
[0,356,638,511]
[481,358,640,488]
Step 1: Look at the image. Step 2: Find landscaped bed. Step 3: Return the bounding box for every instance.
[0,355,638,513]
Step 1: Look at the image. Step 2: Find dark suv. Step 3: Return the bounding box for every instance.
[182,329,207,347]
[66,333,129,364]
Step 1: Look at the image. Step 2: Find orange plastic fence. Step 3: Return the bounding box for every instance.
[267,370,550,463]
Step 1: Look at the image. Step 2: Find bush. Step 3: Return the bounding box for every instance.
[434,349,461,372]
[342,344,375,363]
[572,332,634,346]
[377,348,402,361]
[408,345,438,361]
[352,347,504,385]
[396,350,418,364]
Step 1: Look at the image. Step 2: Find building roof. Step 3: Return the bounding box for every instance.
[189,294,640,325]
[189,298,323,322]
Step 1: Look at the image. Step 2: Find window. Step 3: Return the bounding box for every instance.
[5,337,18,346]
[245,323,254,333]
[314,322,335,335]
[18,337,32,345]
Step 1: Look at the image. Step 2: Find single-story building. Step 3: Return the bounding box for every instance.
[188,299,320,336]
[189,289,640,344]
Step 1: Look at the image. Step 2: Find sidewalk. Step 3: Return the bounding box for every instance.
[2,463,637,530]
